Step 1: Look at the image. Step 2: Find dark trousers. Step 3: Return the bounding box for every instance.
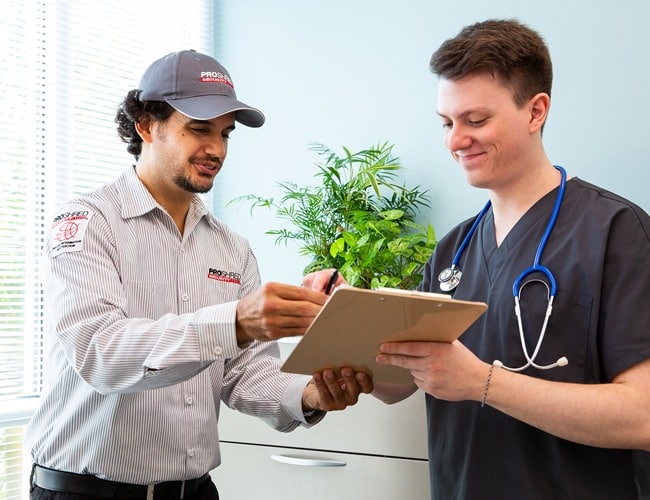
[30,478,219,500]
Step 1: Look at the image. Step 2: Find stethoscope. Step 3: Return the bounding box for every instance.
[438,165,569,372]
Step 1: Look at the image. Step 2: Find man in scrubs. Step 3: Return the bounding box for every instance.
[371,18,650,499]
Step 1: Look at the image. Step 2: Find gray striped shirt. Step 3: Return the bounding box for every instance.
[26,166,317,484]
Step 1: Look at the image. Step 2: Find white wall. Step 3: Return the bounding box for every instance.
[212,0,650,284]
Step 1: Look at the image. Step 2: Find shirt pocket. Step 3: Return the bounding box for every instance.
[536,290,593,383]
[124,279,176,318]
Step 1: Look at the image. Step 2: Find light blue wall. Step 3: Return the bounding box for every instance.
[213,1,650,284]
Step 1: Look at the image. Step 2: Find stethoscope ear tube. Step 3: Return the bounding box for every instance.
[495,286,567,371]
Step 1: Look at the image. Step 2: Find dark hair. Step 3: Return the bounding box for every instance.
[430,19,553,107]
[114,90,175,160]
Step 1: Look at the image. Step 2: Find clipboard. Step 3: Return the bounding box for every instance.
[281,287,488,384]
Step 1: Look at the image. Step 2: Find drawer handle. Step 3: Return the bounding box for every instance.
[270,454,347,467]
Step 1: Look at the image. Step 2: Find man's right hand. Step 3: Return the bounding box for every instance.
[235,282,328,344]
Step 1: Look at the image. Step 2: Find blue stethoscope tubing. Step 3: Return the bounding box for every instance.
[438,165,569,371]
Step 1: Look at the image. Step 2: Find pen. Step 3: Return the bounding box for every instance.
[324,269,339,295]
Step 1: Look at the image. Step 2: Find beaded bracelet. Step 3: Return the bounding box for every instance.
[481,364,495,407]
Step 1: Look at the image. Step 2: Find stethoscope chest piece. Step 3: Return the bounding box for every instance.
[439,267,462,292]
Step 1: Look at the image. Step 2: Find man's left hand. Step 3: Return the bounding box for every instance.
[302,367,374,411]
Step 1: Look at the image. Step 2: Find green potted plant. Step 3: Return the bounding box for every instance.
[231,142,436,290]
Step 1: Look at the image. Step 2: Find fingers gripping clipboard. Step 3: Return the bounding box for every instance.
[281,287,488,384]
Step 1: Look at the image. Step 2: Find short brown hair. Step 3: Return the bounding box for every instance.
[430,19,553,107]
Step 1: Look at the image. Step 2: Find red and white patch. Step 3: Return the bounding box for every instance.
[50,204,94,257]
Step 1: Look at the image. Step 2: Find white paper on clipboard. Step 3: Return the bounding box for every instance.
[281,286,488,384]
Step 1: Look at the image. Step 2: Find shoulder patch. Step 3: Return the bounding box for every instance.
[50,204,95,257]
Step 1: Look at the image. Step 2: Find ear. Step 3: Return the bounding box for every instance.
[528,92,550,134]
[135,117,155,144]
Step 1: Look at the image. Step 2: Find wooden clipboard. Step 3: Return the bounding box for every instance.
[281,287,487,384]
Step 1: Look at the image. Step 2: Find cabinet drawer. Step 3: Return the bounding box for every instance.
[211,441,430,499]
[218,391,428,458]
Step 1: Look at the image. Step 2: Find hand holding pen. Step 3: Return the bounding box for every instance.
[324,269,339,295]
[301,269,344,295]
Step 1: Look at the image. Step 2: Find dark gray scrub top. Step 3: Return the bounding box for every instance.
[419,178,650,500]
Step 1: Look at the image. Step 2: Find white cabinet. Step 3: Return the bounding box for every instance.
[211,339,430,499]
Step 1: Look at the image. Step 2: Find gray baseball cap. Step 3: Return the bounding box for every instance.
[138,50,265,127]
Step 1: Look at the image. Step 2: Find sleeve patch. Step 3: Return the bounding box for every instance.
[50,204,95,257]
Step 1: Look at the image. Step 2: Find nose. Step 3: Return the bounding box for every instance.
[444,124,472,152]
[205,134,227,158]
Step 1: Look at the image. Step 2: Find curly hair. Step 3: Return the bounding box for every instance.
[114,90,175,160]
[430,19,553,108]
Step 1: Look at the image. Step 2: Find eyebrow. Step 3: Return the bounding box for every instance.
[435,108,490,120]
[187,118,236,131]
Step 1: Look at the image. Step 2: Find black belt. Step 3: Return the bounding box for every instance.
[32,464,211,499]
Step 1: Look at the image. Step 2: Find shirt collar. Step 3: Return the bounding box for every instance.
[115,166,210,222]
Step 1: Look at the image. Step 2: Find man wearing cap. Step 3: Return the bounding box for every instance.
[26,50,373,500]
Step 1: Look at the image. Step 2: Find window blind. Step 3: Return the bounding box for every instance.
[0,1,215,497]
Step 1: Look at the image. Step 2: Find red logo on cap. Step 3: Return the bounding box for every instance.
[199,71,233,88]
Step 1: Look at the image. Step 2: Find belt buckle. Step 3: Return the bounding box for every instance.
[146,480,187,500]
